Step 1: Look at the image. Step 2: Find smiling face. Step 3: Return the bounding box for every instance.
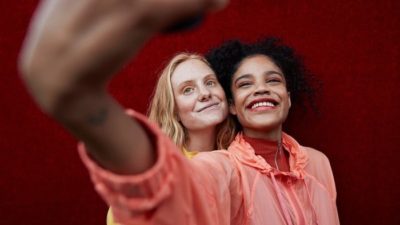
[230,54,291,140]
[171,58,228,131]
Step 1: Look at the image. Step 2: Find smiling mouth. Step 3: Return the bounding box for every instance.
[247,99,278,110]
[197,103,220,112]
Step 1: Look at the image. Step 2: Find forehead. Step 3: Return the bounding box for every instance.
[171,59,215,85]
[233,54,283,79]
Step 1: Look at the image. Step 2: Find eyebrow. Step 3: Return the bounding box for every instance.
[234,74,252,85]
[177,73,216,89]
[264,71,284,77]
[203,73,217,79]
[234,71,284,84]
[178,80,194,88]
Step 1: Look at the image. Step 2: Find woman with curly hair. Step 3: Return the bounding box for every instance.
[206,38,340,224]
[19,0,339,224]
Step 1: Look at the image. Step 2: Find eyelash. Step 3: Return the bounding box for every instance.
[268,78,281,83]
[206,80,216,86]
[183,87,194,95]
[238,82,251,88]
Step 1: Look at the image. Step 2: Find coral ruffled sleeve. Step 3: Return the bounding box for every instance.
[77,110,184,223]
[77,110,236,225]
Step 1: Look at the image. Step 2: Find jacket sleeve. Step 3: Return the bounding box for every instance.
[78,109,236,225]
[304,147,340,224]
[303,147,337,201]
[316,150,337,201]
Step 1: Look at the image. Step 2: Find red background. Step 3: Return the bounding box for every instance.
[1,0,399,224]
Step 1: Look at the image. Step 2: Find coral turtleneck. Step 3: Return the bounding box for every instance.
[243,135,290,172]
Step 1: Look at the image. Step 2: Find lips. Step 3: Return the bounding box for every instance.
[247,98,278,110]
[197,102,220,112]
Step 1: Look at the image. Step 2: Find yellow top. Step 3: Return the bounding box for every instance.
[107,148,199,225]
[182,147,199,159]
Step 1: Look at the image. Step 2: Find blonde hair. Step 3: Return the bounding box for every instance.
[148,53,236,150]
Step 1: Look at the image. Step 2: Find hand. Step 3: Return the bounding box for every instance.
[19,0,228,112]
[136,0,229,30]
[17,0,229,175]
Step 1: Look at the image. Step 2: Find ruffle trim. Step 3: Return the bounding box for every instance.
[228,132,309,179]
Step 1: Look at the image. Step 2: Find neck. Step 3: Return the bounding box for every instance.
[242,126,290,172]
[186,127,217,152]
[242,126,282,142]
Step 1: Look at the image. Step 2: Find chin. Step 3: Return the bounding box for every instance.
[206,116,225,125]
[247,118,283,131]
[184,115,225,130]
[205,115,226,125]
[188,121,222,131]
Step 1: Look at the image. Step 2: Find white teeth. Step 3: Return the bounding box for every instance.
[251,101,275,109]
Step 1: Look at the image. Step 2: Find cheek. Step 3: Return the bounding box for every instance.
[235,92,248,111]
[229,91,247,117]
[175,96,195,117]
[232,88,245,103]
[280,93,291,116]
[216,87,226,99]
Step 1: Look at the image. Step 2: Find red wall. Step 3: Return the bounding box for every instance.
[1,0,399,224]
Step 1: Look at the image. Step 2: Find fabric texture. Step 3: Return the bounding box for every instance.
[79,110,339,225]
[106,143,199,225]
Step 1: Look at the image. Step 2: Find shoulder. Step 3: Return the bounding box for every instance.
[193,150,234,168]
[301,146,334,175]
[303,146,331,165]
[191,150,237,178]
[283,133,332,170]
[301,146,337,201]
[301,146,335,182]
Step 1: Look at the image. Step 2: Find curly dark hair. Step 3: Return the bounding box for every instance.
[205,37,317,112]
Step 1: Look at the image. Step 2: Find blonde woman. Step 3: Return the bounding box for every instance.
[148,53,235,155]
[106,53,235,225]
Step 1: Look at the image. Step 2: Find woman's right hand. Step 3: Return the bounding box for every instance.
[18,0,228,174]
[19,0,228,111]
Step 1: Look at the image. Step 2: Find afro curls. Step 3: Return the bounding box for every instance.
[206,37,318,111]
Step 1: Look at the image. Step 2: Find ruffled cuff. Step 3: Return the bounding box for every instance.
[78,109,178,222]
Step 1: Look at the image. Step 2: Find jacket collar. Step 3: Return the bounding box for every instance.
[228,132,309,179]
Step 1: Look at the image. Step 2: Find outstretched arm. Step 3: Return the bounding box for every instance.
[19,0,227,174]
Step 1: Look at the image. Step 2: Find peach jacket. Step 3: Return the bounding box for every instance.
[78,110,340,225]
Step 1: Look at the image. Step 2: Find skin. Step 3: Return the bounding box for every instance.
[230,54,291,142]
[171,59,228,151]
[19,0,228,174]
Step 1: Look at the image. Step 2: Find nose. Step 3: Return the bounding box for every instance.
[254,82,270,96]
[198,85,211,102]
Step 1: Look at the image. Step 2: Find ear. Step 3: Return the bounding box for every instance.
[229,99,237,115]
[288,92,291,108]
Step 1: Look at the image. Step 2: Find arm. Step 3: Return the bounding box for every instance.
[77,111,238,224]
[19,0,227,174]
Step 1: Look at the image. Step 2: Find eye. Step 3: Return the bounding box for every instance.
[182,87,194,95]
[237,81,251,88]
[267,78,282,84]
[206,80,216,87]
